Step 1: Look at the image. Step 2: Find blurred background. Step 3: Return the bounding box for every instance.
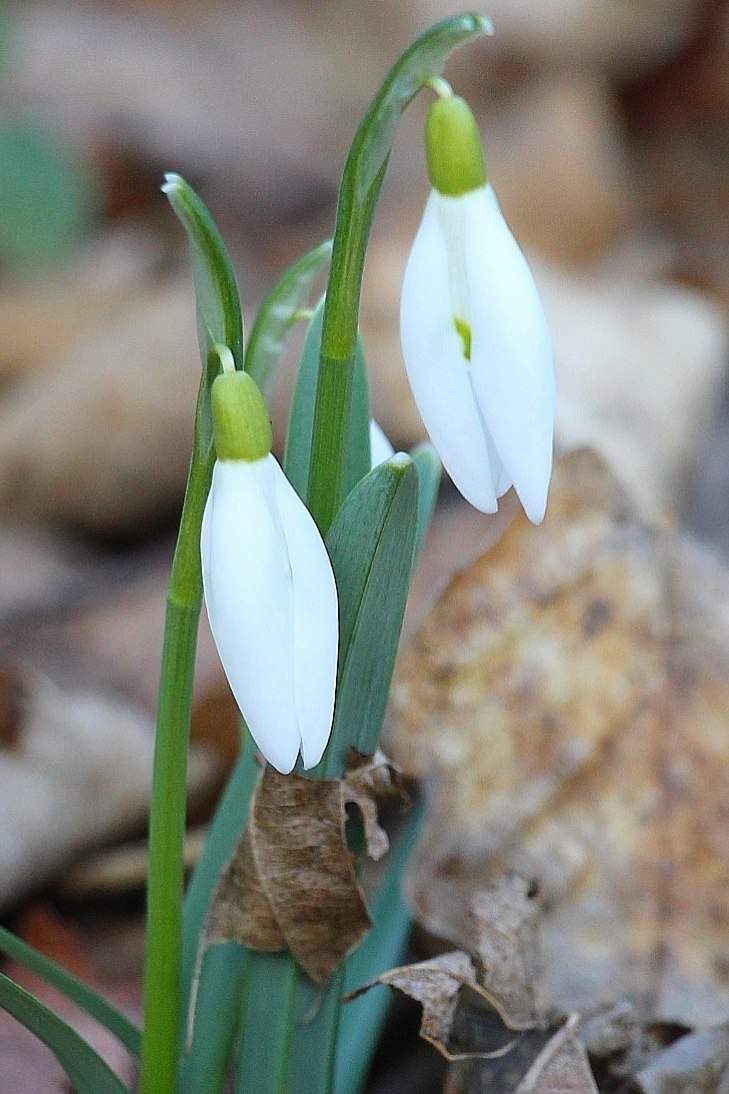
[2,0,729,1089]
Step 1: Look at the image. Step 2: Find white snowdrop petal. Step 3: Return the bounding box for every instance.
[369,419,395,468]
[400,193,499,513]
[464,186,555,523]
[271,459,338,770]
[202,459,301,774]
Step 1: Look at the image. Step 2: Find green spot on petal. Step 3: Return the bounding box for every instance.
[454,316,472,362]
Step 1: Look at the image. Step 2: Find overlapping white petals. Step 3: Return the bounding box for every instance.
[400,184,555,523]
[201,456,338,774]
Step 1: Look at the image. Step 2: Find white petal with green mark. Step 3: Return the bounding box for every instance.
[201,455,338,774]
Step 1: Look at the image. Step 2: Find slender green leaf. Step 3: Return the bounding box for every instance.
[284,298,370,505]
[288,966,345,1094]
[337,798,426,1094]
[0,971,129,1093]
[410,442,441,566]
[0,925,140,1055]
[140,195,240,1084]
[307,13,492,531]
[234,953,298,1093]
[164,175,247,593]
[234,954,344,1094]
[246,240,332,397]
[179,943,250,1094]
[163,173,244,370]
[180,733,258,1009]
[313,456,418,778]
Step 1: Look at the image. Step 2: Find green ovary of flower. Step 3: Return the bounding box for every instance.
[211,370,273,462]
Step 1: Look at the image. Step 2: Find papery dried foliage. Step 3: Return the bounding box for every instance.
[347,948,596,1091]
[200,752,401,987]
[634,1025,729,1093]
[507,1016,597,1094]
[468,877,540,1030]
[0,666,27,750]
[391,449,729,1027]
[347,952,482,1059]
[346,879,541,1063]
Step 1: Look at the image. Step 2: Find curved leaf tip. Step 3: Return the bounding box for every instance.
[471,13,494,36]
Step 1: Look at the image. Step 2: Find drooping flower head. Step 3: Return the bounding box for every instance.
[201,359,338,774]
[400,90,555,523]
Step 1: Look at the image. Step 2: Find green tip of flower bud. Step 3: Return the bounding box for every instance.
[211,370,272,461]
[425,95,486,197]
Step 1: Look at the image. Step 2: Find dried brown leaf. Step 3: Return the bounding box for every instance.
[346,952,484,1059]
[344,749,406,861]
[204,767,370,985]
[516,1016,598,1094]
[469,876,540,1030]
[391,448,729,1026]
[200,753,401,989]
[0,665,28,750]
[634,1024,729,1093]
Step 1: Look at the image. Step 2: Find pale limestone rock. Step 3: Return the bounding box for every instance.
[538,259,729,516]
[0,229,164,384]
[0,279,199,535]
[0,668,215,908]
[485,75,640,263]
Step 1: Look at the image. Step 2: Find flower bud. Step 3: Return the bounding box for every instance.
[425,94,486,197]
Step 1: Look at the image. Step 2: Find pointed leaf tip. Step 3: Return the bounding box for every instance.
[162,172,244,370]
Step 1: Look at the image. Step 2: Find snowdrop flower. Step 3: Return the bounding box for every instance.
[369,418,395,467]
[400,93,555,523]
[201,361,338,774]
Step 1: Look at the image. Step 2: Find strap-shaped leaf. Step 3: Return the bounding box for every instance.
[179,943,250,1094]
[0,971,129,1093]
[163,179,246,589]
[246,241,332,397]
[235,951,345,1094]
[339,14,492,217]
[180,733,259,1071]
[163,173,243,370]
[307,13,492,532]
[0,925,140,1055]
[316,455,418,777]
[410,442,441,566]
[284,298,370,505]
[337,797,425,1094]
